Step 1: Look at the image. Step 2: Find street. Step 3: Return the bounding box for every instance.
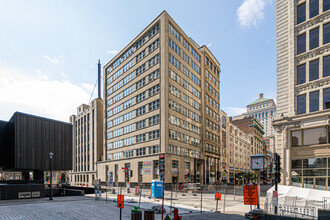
[0,196,246,220]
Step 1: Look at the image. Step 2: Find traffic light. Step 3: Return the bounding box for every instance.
[275,153,281,183]
[130,170,133,177]
[260,171,267,181]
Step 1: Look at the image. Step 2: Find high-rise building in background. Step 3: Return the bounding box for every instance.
[69,61,104,187]
[274,0,330,189]
[98,11,222,186]
[245,93,276,137]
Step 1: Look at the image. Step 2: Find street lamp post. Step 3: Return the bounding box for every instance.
[49,152,54,201]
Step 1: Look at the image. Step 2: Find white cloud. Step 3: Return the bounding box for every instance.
[207,42,212,47]
[237,0,270,27]
[106,49,119,55]
[44,55,64,64]
[222,107,246,117]
[0,67,93,122]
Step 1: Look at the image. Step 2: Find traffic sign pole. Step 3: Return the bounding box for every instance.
[216,199,218,212]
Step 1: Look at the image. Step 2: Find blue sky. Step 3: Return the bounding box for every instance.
[0,0,276,122]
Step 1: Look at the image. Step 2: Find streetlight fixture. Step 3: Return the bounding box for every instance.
[49,152,54,200]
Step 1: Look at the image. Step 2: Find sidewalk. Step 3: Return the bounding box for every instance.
[88,187,267,216]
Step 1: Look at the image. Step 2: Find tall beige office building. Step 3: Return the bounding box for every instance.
[274,0,330,190]
[69,61,104,187]
[97,11,221,186]
[221,111,254,183]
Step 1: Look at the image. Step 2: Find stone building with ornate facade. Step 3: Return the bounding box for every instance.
[274,0,330,190]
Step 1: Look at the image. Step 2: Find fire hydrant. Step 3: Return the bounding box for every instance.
[172,208,182,220]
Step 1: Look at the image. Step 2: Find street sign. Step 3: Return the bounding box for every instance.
[272,190,278,206]
[159,155,165,180]
[109,171,113,186]
[215,192,222,200]
[243,185,259,205]
[117,194,124,208]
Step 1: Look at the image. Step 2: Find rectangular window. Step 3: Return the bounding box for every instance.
[112,69,122,82]
[123,59,134,72]
[149,84,160,96]
[123,124,134,134]
[136,106,146,116]
[136,92,146,103]
[149,145,160,154]
[297,64,306,85]
[149,39,159,54]
[123,85,134,97]
[324,88,330,109]
[113,93,122,104]
[148,24,159,39]
[309,59,319,81]
[149,69,160,82]
[304,127,327,145]
[169,53,181,70]
[297,3,306,24]
[136,50,145,63]
[123,150,134,158]
[136,64,146,76]
[123,111,134,121]
[135,36,145,49]
[310,91,319,112]
[169,38,181,55]
[136,120,145,130]
[149,129,160,140]
[123,137,134,146]
[149,99,160,111]
[136,78,146,90]
[136,134,146,143]
[323,55,330,77]
[324,0,330,12]
[169,24,180,41]
[324,23,330,45]
[149,114,160,126]
[149,54,159,68]
[183,52,189,64]
[309,28,319,50]
[297,34,306,54]
[191,48,200,62]
[309,0,319,18]
[123,47,134,61]
[113,105,122,115]
[123,98,134,109]
[182,38,189,51]
[136,148,146,156]
[297,94,306,114]
[112,128,122,137]
[123,72,134,85]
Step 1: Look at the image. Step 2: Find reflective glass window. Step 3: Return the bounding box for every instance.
[324,88,330,109]
[309,59,319,81]
[309,90,319,112]
[309,0,319,18]
[323,23,330,45]
[297,94,306,114]
[297,3,306,24]
[297,64,306,84]
[309,28,319,50]
[303,127,327,145]
[297,34,306,54]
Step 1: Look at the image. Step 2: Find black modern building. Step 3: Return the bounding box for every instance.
[0,112,73,181]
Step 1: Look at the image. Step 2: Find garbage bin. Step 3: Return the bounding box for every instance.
[144,210,154,220]
[131,206,142,220]
[151,180,163,198]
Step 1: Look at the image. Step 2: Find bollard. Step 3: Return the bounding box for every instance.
[144,210,154,220]
[172,208,182,220]
[131,206,142,220]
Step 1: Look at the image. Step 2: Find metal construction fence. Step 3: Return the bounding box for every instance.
[264,202,317,219]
